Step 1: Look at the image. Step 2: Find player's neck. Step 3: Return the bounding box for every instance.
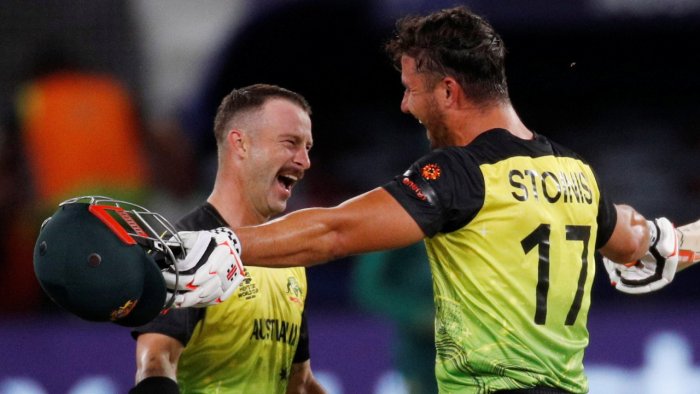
[450,102,532,145]
[208,195,268,227]
[207,182,268,227]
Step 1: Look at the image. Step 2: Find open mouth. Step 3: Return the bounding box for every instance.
[277,174,299,191]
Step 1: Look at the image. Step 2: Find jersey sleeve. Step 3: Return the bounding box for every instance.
[292,311,310,363]
[594,184,618,249]
[382,148,485,237]
[131,304,206,346]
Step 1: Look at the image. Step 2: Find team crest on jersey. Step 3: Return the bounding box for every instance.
[110,299,137,321]
[421,163,441,180]
[286,277,303,305]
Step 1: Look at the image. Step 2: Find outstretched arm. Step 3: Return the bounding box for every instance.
[601,204,700,270]
[599,204,651,263]
[600,204,681,294]
[237,188,425,267]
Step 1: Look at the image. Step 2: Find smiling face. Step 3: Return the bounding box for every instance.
[400,55,453,149]
[241,98,313,218]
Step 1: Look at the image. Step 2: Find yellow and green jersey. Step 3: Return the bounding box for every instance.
[178,265,307,394]
[384,129,617,394]
[133,204,309,394]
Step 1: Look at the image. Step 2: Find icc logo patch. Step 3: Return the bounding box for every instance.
[421,163,441,180]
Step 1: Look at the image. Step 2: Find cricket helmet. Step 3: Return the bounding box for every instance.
[33,196,182,327]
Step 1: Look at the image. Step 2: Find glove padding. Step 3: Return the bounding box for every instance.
[603,217,678,294]
[162,228,245,308]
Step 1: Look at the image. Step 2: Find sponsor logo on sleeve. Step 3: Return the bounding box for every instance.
[402,177,427,201]
[421,163,441,180]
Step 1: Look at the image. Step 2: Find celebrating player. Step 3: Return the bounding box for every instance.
[130,84,325,393]
[174,6,689,394]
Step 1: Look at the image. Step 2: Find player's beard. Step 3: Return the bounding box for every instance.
[423,100,452,149]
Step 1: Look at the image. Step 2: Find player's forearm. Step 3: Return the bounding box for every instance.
[237,207,345,267]
[237,188,425,267]
[600,204,650,263]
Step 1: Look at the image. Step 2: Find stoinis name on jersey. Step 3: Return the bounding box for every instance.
[508,169,593,204]
[250,318,300,345]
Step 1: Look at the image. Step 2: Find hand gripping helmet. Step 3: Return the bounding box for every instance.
[33,196,182,327]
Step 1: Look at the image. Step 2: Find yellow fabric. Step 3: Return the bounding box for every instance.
[178,266,307,394]
[428,155,599,393]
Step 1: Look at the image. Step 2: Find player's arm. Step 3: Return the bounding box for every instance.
[599,204,651,263]
[286,360,327,394]
[237,187,425,267]
[130,333,183,394]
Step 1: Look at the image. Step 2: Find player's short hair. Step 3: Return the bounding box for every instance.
[213,84,311,145]
[385,6,509,104]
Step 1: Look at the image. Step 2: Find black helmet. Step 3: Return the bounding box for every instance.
[33,196,182,326]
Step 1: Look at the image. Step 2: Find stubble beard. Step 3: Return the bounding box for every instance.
[424,101,453,149]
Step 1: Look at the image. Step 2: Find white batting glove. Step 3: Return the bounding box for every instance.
[603,217,679,294]
[162,228,245,308]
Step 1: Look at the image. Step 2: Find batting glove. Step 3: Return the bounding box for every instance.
[162,228,245,308]
[603,217,679,294]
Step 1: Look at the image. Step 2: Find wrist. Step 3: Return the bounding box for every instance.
[647,219,658,248]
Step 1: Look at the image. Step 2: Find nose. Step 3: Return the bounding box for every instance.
[294,148,311,170]
[400,91,410,114]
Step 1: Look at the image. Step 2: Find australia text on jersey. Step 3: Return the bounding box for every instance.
[250,318,300,345]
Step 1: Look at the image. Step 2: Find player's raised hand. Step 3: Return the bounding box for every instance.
[163,228,245,308]
[603,217,678,294]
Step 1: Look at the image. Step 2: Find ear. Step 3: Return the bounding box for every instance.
[226,129,248,157]
[441,76,463,107]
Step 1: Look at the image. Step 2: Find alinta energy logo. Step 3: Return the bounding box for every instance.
[421,163,441,181]
[401,177,427,201]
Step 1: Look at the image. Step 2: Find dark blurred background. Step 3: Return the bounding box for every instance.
[1,1,700,393]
